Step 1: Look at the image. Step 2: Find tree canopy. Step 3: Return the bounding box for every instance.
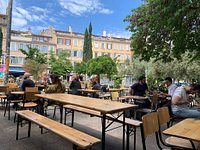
[125,0,200,62]
[20,46,47,64]
[49,50,72,76]
[83,23,93,62]
[87,55,117,77]
[73,62,87,74]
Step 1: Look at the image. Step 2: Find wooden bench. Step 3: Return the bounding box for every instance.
[15,110,101,150]
[63,105,142,150]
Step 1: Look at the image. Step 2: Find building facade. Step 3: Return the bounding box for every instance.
[0,13,132,76]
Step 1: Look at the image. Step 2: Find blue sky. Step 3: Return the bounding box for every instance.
[0,0,143,38]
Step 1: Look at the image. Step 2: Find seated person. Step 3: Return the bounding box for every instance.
[129,76,151,119]
[43,74,66,115]
[21,73,35,91]
[172,83,200,118]
[69,74,82,95]
[45,75,66,93]
[159,77,177,116]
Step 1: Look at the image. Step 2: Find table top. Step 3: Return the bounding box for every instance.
[120,95,149,100]
[11,91,25,95]
[163,118,200,142]
[108,88,123,92]
[194,97,200,101]
[35,93,136,114]
[78,89,100,93]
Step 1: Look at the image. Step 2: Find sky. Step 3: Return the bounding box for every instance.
[0,0,143,38]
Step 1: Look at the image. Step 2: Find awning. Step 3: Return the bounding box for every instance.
[9,67,25,73]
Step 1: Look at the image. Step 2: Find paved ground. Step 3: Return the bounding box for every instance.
[0,105,162,150]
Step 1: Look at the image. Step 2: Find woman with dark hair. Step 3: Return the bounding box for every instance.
[69,74,82,95]
[45,75,66,93]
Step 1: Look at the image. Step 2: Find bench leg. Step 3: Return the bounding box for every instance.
[126,125,130,150]
[59,105,63,123]
[102,114,106,150]
[71,110,74,127]
[122,111,125,150]
[28,121,31,137]
[16,114,20,140]
[64,108,67,125]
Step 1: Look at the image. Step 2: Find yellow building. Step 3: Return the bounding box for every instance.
[41,26,132,65]
[1,13,132,75]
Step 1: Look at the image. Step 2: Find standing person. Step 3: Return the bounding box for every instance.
[69,74,82,95]
[172,83,200,118]
[159,77,177,116]
[130,76,151,118]
[21,73,35,91]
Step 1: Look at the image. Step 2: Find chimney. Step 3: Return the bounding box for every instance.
[27,27,32,34]
[68,25,72,33]
[103,30,106,37]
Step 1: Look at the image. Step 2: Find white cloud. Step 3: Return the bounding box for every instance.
[58,0,113,16]
[0,0,8,13]
[12,17,27,28]
[111,31,131,39]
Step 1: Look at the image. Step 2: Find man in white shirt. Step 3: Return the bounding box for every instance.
[160,77,177,97]
[172,83,200,118]
[160,77,177,116]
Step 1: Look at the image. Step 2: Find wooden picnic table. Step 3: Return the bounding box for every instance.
[163,118,200,143]
[35,93,136,150]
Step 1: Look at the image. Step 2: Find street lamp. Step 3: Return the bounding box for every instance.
[5,0,13,84]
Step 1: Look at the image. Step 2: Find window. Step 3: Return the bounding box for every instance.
[10,56,24,64]
[32,36,38,41]
[40,46,48,53]
[73,50,78,57]
[80,40,84,47]
[65,39,71,45]
[114,44,117,50]
[120,54,124,60]
[107,43,112,50]
[18,43,23,50]
[94,42,98,48]
[56,49,62,54]
[120,44,124,50]
[101,42,105,49]
[73,39,78,46]
[126,44,130,51]
[39,37,44,42]
[95,52,98,57]
[11,42,16,51]
[57,38,63,44]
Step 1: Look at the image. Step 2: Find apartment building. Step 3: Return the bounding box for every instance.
[41,26,132,65]
[0,13,132,76]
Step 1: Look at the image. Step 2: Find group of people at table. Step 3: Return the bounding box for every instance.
[8,72,200,120]
[130,76,200,119]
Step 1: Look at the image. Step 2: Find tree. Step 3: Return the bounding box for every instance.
[83,28,89,62]
[83,23,93,62]
[125,0,200,62]
[87,55,117,77]
[20,46,47,64]
[23,60,46,81]
[20,46,48,80]
[88,22,93,60]
[0,27,3,57]
[49,50,72,76]
[73,62,87,74]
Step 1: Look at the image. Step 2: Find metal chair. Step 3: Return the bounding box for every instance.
[157,107,199,150]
